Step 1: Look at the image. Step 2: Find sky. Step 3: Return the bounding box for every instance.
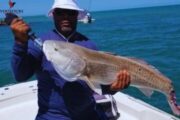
[0,0,180,18]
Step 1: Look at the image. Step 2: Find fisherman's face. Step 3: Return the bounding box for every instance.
[53,8,78,36]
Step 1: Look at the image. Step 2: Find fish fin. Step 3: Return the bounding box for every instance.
[168,90,180,116]
[128,57,162,74]
[128,57,148,65]
[138,87,154,98]
[81,76,102,95]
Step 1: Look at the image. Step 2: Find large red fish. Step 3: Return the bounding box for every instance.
[43,40,180,116]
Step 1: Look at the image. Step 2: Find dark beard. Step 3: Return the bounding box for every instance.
[60,27,74,37]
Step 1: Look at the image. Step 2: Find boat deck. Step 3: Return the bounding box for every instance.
[0,81,179,120]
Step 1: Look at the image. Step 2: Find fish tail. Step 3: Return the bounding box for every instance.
[167,90,180,116]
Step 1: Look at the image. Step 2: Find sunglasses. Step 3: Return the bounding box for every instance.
[53,8,78,17]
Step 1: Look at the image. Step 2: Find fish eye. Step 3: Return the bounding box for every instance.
[54,48,58,51]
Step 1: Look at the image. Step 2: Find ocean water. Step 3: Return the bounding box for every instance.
[0,5,180,116]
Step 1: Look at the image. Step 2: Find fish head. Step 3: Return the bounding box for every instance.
[43,40,86,81]
[43,40,68,62]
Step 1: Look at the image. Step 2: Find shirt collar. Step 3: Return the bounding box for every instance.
[54,29,76,42]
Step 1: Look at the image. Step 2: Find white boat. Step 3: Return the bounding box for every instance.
[0,80,179,120]
[78,12,95,24]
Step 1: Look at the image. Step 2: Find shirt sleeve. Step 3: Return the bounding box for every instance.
[11,40,42,82]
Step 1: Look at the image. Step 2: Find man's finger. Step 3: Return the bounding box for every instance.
[11,18,19,25]
[126,72,131,85]
[11,18,22,25]
[117,71,123,89]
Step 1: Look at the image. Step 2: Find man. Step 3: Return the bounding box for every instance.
[10,0,130,120]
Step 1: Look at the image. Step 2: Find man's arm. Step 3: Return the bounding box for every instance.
[10,18,41,82]
[11,42,41,82]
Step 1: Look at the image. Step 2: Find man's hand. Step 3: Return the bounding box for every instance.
[110,70,131,91]
[10,18,30,44]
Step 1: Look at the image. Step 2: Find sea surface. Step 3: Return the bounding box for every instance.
[0,5,180,116]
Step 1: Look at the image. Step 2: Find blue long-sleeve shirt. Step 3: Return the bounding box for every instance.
[11,30,113,120]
